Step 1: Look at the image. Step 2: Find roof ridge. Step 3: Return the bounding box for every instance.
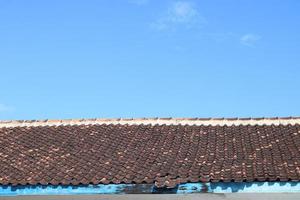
[0,117,300,128]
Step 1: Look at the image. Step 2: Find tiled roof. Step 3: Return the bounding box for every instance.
[0,117,300,188]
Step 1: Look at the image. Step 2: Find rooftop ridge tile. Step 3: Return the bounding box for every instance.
[0,117,300,128]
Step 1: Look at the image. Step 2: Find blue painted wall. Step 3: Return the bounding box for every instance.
[1,182,300,196]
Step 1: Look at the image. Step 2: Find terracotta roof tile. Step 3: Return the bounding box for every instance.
[0,120,300,188]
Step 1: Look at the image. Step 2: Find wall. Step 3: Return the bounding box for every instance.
[1,182,300,196]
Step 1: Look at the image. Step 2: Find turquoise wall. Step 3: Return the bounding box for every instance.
[1,182,300,196]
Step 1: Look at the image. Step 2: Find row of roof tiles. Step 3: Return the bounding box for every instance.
[1,117,300,128]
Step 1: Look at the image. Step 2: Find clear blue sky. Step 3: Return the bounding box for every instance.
[1,0,300,120]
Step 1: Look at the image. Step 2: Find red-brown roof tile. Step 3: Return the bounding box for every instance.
[0,119,300,188]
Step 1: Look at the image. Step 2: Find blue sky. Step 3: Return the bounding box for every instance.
[1,0,300,120]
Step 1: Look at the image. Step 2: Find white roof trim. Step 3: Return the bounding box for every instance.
[0,117,300,128]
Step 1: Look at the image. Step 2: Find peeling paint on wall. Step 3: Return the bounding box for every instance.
[1,182,300,196]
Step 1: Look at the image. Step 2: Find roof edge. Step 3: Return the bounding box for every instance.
[0,117,300,128]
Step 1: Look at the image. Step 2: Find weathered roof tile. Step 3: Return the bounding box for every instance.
[1,122,300,188]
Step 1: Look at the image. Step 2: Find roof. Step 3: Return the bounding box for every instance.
[0,117,300,188]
